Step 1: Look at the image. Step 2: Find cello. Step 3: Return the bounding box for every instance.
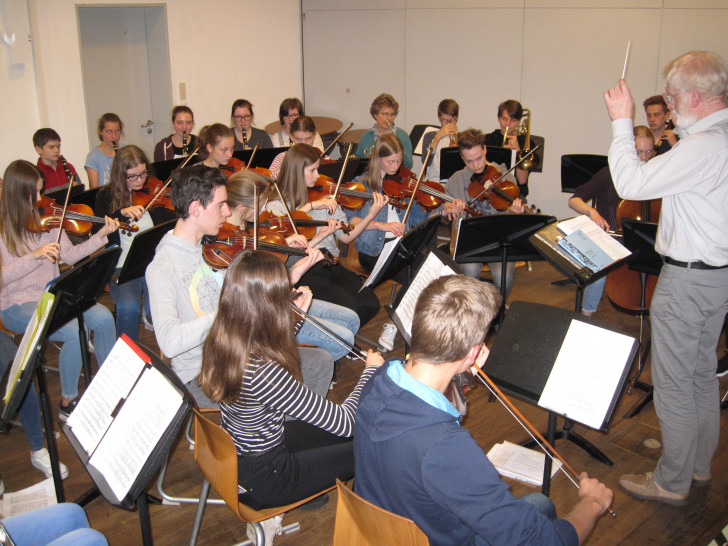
[604,198,661,313]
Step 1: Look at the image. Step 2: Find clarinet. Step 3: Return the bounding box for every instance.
[59,155,76,186]
[112,140,119,153]
[242,128,248,150]
[182,132,188,156]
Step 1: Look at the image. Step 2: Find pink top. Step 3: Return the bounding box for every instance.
[0,228,107,310]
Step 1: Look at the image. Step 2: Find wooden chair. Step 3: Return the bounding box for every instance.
[189,407,334,545]
[332,479,429,545]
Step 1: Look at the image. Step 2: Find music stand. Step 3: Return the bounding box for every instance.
[43,184,85,201]
[454,214,555,322]
[117,220,175,285]
[560,154,608,193]
[620,218,661,418]
[484,301,638,494]
[363,215,441,291]
[529,220,633,313]
[233,147,288,169]
[317,158,361,183]
[151,157,186,181]
[46,247,121,388]
[0,293,66,501]
[70,186,101,210]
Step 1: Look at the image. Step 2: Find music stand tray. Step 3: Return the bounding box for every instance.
[233,147,288,169]
[117,220,175,285]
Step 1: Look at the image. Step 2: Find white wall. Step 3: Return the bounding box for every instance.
[0,0,302,180]
[302,0,728,219]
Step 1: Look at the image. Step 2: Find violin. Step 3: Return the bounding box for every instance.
[218,156,273,179]
[37,195,138,235]
[131,176,174,211]
[258,209,352,240]
[382,167,478,215]
[307,175,399,211]
[202,224,338,269]
[467,165,539,214]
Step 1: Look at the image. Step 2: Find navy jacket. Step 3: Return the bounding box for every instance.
[354,363,578,546]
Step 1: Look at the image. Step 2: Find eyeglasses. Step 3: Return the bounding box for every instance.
[126,170,148,182]
[285,113,300,120]
[440,117,457,124]
[233,114,252,121]
[663,91,685,105]
[378,112,397,119]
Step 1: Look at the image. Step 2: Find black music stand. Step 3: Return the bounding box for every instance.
[529,220,633,313]
[70,186,101,209]
[61,339,192,546]
[364,215,441,291]
[233,147,288,169]
[151,157,186,181]
[0,293,65,501]
[454,214,555,322]
[620,219,661,418]
[117,220,175,285]
[484,301,638,495]
[560,154,608,193]
[46,247,121,389]
[43,183,85,201]
[317,158,361,183]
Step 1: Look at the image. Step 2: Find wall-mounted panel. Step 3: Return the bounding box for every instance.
[302,9,406,132]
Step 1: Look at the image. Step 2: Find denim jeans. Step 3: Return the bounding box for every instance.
[296,299,359,362]
[2,503,108,546]
[473,492,556,545]
[581,276,606,313]
[460,261,516,300]
[0,332,44,451]
[108,274,151,342]
[2,302,116,399]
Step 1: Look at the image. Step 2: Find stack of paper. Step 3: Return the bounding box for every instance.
[486,441,562,486]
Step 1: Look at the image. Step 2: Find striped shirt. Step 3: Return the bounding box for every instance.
[220,356,375,455]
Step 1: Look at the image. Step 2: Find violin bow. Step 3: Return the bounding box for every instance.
[245,145,260,171]
[52,172,76,246]
[402,147,433,226]
[470,361,616,517]
[331,143,354,202]
[290,303,367,362]
[142,146,200,215]
[269,179,301,237]
[321,122,354,158]
[467,145,541,206]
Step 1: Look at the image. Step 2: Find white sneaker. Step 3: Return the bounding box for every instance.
[0,478,4,496]
[30,448,69,480]
[378,323,398,352]
[247,515,284,546]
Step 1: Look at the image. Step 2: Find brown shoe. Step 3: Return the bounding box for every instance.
[692,474,711,487]
[619,472,688,506]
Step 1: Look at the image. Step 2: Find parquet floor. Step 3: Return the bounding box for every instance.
[1,256,727,545]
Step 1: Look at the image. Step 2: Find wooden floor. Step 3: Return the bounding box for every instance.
[1,257,727,546]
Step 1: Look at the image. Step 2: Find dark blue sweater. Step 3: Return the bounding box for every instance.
[354,363,579,546]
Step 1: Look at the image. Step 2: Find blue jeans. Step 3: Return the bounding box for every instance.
[460,261,516,300]
[581,276,606,313]
[2,503,108,546]
[2,302,116,400]
[0,332,44,451]
[296,299,359,362]
[109,274,151,342]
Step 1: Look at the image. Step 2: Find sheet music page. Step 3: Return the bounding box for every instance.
[0,478,56,518]
[557,215,629,261]
[538,320,634,430]
[487,441,562,486]
[395,252,456,336]
[414,127,438,155]
[361,236,400,290]
[66,337,146,453]
[89,367,182,502]
[3,293,55,401]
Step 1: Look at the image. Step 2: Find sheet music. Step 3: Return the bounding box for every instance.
[557,215,630,261]
[3,293,55,401]
[538,320,634,430]
[0,478,56,518]
[361,236,400,290]
[394,252,456,336]
[89,367,182,502]
[487,441,562,487]
[66,338,147,453]
[414,127,438,155]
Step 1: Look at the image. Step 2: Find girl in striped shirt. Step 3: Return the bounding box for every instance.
[198,250,383,509]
